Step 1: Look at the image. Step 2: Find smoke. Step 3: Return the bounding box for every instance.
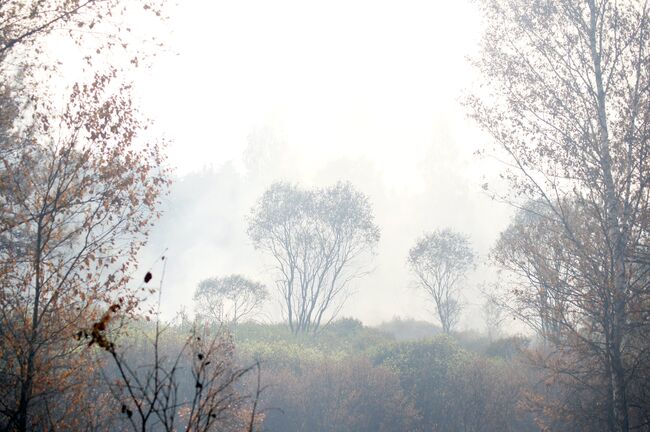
[135,0,513,330]
[141,111,512,330]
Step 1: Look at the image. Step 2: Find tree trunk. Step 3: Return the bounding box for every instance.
[16,217,43,431]
[587,1,630,429]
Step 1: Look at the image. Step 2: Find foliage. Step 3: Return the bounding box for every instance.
[491,202,570,340]
[248,182,380,334]
[75,300,263,432]
[64,316,543,432]
[0,0,164,63]
[0,69,169,432]
[194,275,268,325]
[375,317,443,341]
[234,318,393,368]
[485,335,530,360]
[260,357,419,432]
[408,229,475,333]
[0,1,169,430]
[374,336,535,431]
[471,0,650,429]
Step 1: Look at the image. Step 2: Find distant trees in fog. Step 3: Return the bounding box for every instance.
[2,0,650,429]
[491,201,568,342]
[408,229,475,333]
[194,275,268,325]
[247,182,380,334]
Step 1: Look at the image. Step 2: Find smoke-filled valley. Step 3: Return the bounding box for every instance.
[1,1,650,431]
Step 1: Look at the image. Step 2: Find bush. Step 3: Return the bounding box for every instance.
[373,336,536,431]
[260,357,420,432]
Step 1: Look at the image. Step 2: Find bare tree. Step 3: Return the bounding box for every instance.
[79,302,263,432]
[194,275,268,325]
[470,0,650,430]
[490,202,570,342]
[407,229,475,334]
[247,182,380,334]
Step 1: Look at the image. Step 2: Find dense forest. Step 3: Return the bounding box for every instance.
[1,0,650,431]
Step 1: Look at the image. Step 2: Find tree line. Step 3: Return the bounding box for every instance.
[1,0,650,431]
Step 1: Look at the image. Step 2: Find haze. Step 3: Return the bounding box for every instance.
[136,0,510,327]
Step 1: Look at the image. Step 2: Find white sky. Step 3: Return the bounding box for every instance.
[125,0,517,330]
[136,0,483,186]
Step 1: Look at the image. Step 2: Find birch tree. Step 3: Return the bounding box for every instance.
[0,72,169,431]
[470,1,650,430]
[0,1,168,430]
